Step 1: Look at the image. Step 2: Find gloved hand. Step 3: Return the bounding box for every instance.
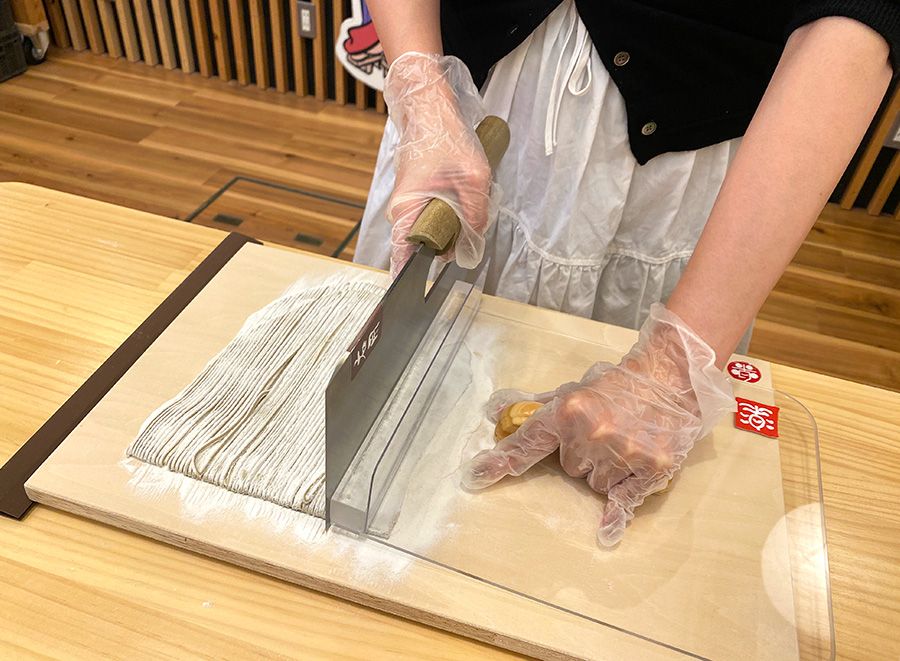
[383,52,493,278]
[462,303,735,547]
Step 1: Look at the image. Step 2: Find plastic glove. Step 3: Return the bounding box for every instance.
[383,52,493,278]
[462,303,735,547]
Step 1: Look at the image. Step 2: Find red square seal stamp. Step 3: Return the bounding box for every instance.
[734,397,779,438]
[727,360,762,383]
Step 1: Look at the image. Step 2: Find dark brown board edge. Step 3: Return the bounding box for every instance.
[0,232,261,519]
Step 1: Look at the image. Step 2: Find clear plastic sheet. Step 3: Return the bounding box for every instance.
[350,309,833,660]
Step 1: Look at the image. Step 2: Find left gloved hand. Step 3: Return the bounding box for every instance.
[462,303,734,547]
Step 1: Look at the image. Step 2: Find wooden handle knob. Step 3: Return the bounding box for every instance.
[407,116,510,254]
[494,401,543,441]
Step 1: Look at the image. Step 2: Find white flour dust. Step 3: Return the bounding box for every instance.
[123,455,421,581]
[372,321,502,551]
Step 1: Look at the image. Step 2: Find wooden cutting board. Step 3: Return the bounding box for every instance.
[24,242,810,660]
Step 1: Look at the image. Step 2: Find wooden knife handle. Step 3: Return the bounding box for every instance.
[407,115,510,253]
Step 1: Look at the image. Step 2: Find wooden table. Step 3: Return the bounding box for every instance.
[1,182,897,660]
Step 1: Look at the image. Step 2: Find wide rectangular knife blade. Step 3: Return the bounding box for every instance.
[324,115,510,530]
[324,244,480,528]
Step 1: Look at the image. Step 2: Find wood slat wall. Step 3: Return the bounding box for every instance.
[40,0,387,112]
[38,2,895,188]
[840,83,899,216]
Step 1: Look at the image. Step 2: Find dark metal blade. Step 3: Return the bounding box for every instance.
[324,246,478,526]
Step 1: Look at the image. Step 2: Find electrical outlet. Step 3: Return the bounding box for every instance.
[887,112,900,149]
[296,1,316,39]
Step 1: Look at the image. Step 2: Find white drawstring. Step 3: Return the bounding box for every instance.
[544,2,593,156]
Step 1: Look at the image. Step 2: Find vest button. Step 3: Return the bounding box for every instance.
[613,51,630,67]
[641,121,657,136]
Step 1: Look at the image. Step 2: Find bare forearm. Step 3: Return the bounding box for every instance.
[366,0,442,63]
[667,17,892,366]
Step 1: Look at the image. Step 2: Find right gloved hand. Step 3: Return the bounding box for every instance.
[383,52,493,278]
[462,304,735,547]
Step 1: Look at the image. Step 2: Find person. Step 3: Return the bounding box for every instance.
[354,1,898,546]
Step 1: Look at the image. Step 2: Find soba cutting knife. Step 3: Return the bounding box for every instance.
[324,116,510,531]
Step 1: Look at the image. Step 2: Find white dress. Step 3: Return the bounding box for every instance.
[354,0,745,345]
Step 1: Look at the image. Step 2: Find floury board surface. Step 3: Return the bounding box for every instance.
[26,242,802,660]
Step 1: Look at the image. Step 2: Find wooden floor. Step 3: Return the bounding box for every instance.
[0,49,385,260]
[753,205,900,391]
[2,49,898,392]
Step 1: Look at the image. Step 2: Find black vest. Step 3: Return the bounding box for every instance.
[441,0,900,164]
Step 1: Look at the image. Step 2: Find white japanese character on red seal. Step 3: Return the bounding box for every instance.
[734,397,780,438]
[727,360,762,384]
